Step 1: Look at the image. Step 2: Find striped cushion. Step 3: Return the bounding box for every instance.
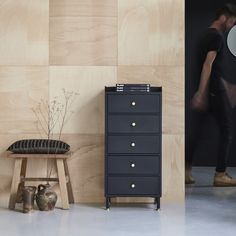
[7,139,70,154]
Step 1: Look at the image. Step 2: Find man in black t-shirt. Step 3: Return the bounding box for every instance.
[186,4,236,186]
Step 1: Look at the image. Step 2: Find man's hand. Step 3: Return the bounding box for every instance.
[191,51,217,112]
[191,91,208,112]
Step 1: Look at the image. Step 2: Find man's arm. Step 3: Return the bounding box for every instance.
[191,51,217,111]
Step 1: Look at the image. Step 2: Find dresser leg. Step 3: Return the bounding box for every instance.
[155,198,160,211]
[106,197,110,210]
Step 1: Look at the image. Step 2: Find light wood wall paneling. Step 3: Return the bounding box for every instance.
[50,0,118,66]
[118,0,184,66]
[50,17,117,65]
[0,0,49,65]
[49,66,117,134]
[118,66,184,135]
[162,134,184,202]
[0,67,49,134]
[0,134,47,207]
[61,134,104,203]
[50,0,117,17]
[0,0,185,206]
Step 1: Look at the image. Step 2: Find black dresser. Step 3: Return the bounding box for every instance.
[105,86,162,210]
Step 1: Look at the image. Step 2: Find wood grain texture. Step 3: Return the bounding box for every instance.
[50,0,117,17]
[16,159,27,203]
[118,0,184,65]
[56,159,69,209]
[61,134,104,203]
[0,67,48,134]
[0,0,49,65]
[50,16,117,65]
[0,132,184,205]
[118,66,184,134]
[8,153,71,159]
[0,133,43,207]
[2,133,105,204]
[0,0,185,206]
[8,158,22,209]
[0,134,47,196]
[49,66,117,134]
[162,134,184,202]
[64,159,75,203]
[0,133,55,207]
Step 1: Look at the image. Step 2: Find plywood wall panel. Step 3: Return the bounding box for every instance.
[49,66,117,134]
[50,0,117,17]
[118,66,184,135]
[50,17,117,65]
[0,0,185,206]
[0,67,48,134]
[0,134,47,207]
[162,134,184,202]
[1,132,184,204]
[0,0,49,65]
[59,134,104,203]
[118,0,184,66]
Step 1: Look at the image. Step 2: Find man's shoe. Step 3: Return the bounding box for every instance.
[213,172,236,187]
[185,165,195,184]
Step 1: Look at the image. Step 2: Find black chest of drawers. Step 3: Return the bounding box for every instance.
[105,86,162,210]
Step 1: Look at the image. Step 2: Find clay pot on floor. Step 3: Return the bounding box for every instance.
[36,184,57,211]
[22,186,37,213]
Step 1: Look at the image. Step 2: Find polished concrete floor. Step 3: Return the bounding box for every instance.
[1,167,236,236]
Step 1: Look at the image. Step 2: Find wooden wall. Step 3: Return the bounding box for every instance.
[0,0,184,207]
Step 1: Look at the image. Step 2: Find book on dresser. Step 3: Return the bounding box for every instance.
[104,85,162,210]
[116,84,150,92]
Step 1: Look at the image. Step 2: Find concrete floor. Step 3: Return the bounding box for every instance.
[1,167,236,236]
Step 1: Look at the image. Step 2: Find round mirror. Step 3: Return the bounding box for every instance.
[227,25,236,57]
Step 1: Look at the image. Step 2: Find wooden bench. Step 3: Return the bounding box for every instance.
[8,152,74,210]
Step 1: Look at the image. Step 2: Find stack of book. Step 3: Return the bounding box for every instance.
[116,84,150,92]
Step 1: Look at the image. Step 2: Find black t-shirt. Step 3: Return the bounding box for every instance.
[198,28,225,91]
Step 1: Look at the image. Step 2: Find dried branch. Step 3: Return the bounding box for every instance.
[32,89,79,181]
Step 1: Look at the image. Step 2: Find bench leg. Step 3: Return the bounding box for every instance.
[16,159,27,203]
[9,159,23,209]
[63,159,74,204]
[56,159,69,209]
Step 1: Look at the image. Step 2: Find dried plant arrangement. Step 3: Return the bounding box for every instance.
[32,89,79,180]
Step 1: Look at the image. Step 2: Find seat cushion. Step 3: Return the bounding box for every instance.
[7,139,70,154]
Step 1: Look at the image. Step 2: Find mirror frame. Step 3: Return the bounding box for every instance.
[227,25,236,57]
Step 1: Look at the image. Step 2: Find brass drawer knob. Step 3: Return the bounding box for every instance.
[131,142,136,147]
[131,122,136,127]
[130,163,136,168]
[131,183,136,188]
[131,101,136,106]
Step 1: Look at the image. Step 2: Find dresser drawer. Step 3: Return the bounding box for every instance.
[107,135,160,154]
[107,177,160,195]
[108,156,160,175]
[108,115,160,133]
[107,94,160,113]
